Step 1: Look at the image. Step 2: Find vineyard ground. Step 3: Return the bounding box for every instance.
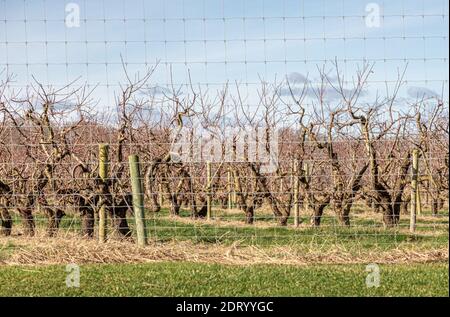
[0,207,448,296]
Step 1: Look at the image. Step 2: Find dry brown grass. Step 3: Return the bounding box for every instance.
[160,214,281,228]
[0,235,447,266]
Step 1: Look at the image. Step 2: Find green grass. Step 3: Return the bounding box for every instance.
[0,262,447,296]
[9,206,449,251]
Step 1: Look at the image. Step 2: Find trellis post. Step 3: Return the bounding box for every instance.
[293,160,300,227]
[410,149,419,233]
[303,161,310,215]
[227,168,232,210]
[206,161,212,220]
[158,183,164,207]
[129,155,148,247]
[98,143,109,243]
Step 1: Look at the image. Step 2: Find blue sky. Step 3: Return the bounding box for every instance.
[0,0,448,108]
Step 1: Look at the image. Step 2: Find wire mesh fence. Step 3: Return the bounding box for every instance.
[0,0,448,249]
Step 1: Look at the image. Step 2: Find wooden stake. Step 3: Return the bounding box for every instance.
[227,168,232,210]
[206,161,212,220]
[98,143,109,243]
[129,155,148,247]
[416,181,422,216]
[410,149,419,233]
[232,171,237,205]
[158,182,164,207]
[293,160,300,227]
[303,161,310,215]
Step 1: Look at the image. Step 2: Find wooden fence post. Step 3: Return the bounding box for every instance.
[206,161,212,220]
[293,160,300,227]
[98,143,109,243]
[416,180,422,216]
[410,149,419,233]
[232,169,237,205]
[303,162,310,183]
[129,155,148,247]
[158,183,164,207]
[303,161,310,215]
[227,168,232,210]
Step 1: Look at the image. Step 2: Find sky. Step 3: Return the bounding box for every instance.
[0,0,448,111]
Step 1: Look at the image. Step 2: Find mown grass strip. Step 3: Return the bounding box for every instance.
[0,262,447,297]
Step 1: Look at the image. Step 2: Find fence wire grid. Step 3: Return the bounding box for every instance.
[0,0,448,247]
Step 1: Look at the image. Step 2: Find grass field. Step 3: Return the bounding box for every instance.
[0,262,448,296]
[0,206,448,296]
